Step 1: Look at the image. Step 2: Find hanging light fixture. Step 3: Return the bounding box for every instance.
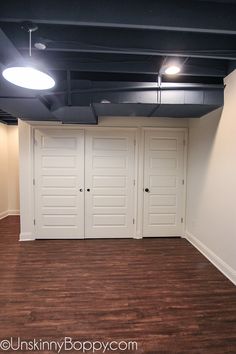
[2,22,55,90]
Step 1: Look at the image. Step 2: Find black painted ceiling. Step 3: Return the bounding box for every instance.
[0,0,235,124]
[0,109,16,125]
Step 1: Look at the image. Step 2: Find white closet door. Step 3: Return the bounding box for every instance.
[85,130,135,238]
[143,130,185,237]
[34,129,84,239]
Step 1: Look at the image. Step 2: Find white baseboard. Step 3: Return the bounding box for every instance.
[185,231,236,285]
[19,232,35,241]
[8,210,20,215]
[0,210,20,220]
[0,210,8,220]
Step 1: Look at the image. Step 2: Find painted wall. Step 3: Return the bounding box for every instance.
[0,123,9,218]
[8,126,19,214]
[98,116,188,128]
[186,70,236,284]
[0,123,19,219]
[18,119,34,240]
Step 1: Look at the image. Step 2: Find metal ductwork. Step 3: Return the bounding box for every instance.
[0,81,223,124]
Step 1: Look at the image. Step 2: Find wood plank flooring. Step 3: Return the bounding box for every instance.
[0,216,235,353]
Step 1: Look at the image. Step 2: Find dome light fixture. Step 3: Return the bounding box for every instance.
[2,66,55,90]
[2,22,55,90]
[164,65,181,75]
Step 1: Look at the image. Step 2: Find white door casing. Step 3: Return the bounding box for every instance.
[34,129,85,238]
[143,129,185,237]
[85,129,136,238]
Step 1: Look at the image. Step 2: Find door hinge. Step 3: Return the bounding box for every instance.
[33,219,36,226]
[33,178,35,186]
[181,217,184,223]
[133,218,135,224]
[134,139,136,146]
[133,179,136,186]
[182,179,184,185]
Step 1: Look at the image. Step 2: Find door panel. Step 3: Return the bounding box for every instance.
[143,130,185,237]
[34,129,84,239]
[85,130,135,238]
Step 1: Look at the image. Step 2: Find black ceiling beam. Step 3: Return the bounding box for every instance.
[12,20,236,61]
[182,64,225,77]
[14,19,236,61]
[1,0,236,35]
[21,45,236,61]
[40,60,226,78]
[5,17,236,61]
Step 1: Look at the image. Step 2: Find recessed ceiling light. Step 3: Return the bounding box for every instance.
[164,65,181,75]
[2,67,55,90]
[34,42,47,50]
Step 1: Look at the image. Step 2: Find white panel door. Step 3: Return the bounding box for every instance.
[85,130,135,238]
[143,130,185,237]
[34,129,84,238]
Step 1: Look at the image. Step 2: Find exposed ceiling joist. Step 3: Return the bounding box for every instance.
[1,0,236,35]
[0,108,17,124]
[0,1,228,122]
[12,22,236,61]
[43,61,226,78]
[23,46,236,61]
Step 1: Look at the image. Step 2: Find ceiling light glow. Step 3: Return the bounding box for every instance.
[34,42,47,50]
[2,66,55,90]
[164,65,181,75]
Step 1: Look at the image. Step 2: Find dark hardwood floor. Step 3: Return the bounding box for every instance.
[0,216,235,353]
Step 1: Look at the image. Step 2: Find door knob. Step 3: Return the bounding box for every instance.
[79,188,83,192]
[145,188,150,193]
[87,188,90,192]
